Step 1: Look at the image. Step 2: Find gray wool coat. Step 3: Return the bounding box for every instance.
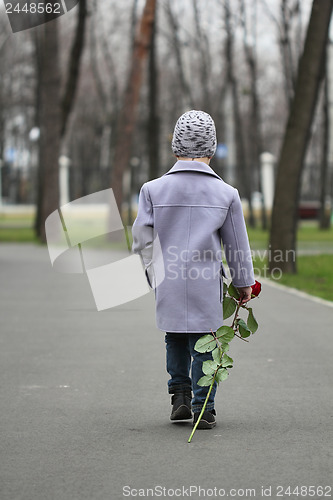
[132,160,255,333]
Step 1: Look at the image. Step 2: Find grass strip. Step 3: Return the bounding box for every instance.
[253,254,333,302]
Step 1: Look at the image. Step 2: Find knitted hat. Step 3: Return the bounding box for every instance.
[171,110,217,158]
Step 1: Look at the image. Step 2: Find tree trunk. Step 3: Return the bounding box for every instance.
[269,0,333,274]
[35,3,87,240]
[37,19,61,242]
[110,0,157,212]
[61,0,87,138]
[32,29,43,235]
[318,52,331,230]
[148,10,160,181]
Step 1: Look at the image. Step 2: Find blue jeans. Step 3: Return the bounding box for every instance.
[165,333,217,413]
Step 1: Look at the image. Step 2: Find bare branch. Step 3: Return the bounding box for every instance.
[89,7,108,117]
[61,0,88,138]
[258,0,283,36]
[165,0,195,109]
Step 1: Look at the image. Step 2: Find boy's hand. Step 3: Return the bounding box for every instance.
[237,286,252,304]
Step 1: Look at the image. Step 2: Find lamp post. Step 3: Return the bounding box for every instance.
[260,152,275,212]
[59,155,71,206]
[29,127,40,205]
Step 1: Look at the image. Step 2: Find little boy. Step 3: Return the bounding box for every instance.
[132,110,255,429]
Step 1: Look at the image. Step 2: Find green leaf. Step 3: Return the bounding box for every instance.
[216,325,235,344]
[220,343,230,353]
[197,374,214,387]
[247,307,258,333]
[215,368,229,384]
[194,334,216,353]
[239,325,251,338]
[237,318,252,338]
[223,281,228,298]
[223,296,237,319]
[212,347,222,364]
[228,282,240,300]
[202,359,219,376]
[221,354,234,368]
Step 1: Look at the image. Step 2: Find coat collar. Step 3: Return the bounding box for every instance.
[165,160,222,180]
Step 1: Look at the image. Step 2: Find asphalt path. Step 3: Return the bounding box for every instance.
[0,244,332,500]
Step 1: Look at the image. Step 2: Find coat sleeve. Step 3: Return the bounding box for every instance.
[132,184,155,286]
[219,188,255,288]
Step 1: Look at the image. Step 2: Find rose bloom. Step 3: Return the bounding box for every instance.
[251,280,261,297]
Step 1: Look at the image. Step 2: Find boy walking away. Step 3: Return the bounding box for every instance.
[132,110,255,429]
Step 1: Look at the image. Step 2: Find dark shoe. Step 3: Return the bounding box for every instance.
[193,409,216,429]
[170,391,192,420]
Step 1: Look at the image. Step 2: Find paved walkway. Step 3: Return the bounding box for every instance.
[0,244,332,500]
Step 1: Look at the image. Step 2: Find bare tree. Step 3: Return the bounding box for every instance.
[89,0,120,173]
[130,0,140,51]
[165,0,195,110]
[89,11,108,119]
[37,19,61,242]
[318,45,331,229]
[0,23,11,168]
[35,2,88,241]
[192,0,211,112]
[239,0,267,229]
[147,5,160,181]
[269,0,333,274]
[223,0,255,226]
[260,0,303,109]
[32,29,43,234]
[110,0,157,211]
[61,0,88,138]
[280,0,297,104]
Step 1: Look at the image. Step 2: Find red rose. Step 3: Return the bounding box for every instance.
[251,280,261,297]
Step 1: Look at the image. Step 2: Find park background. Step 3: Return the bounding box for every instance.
[0,0,332,299]
[0,2,333,499]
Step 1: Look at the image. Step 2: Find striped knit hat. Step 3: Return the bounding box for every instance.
[171,110,217,158]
